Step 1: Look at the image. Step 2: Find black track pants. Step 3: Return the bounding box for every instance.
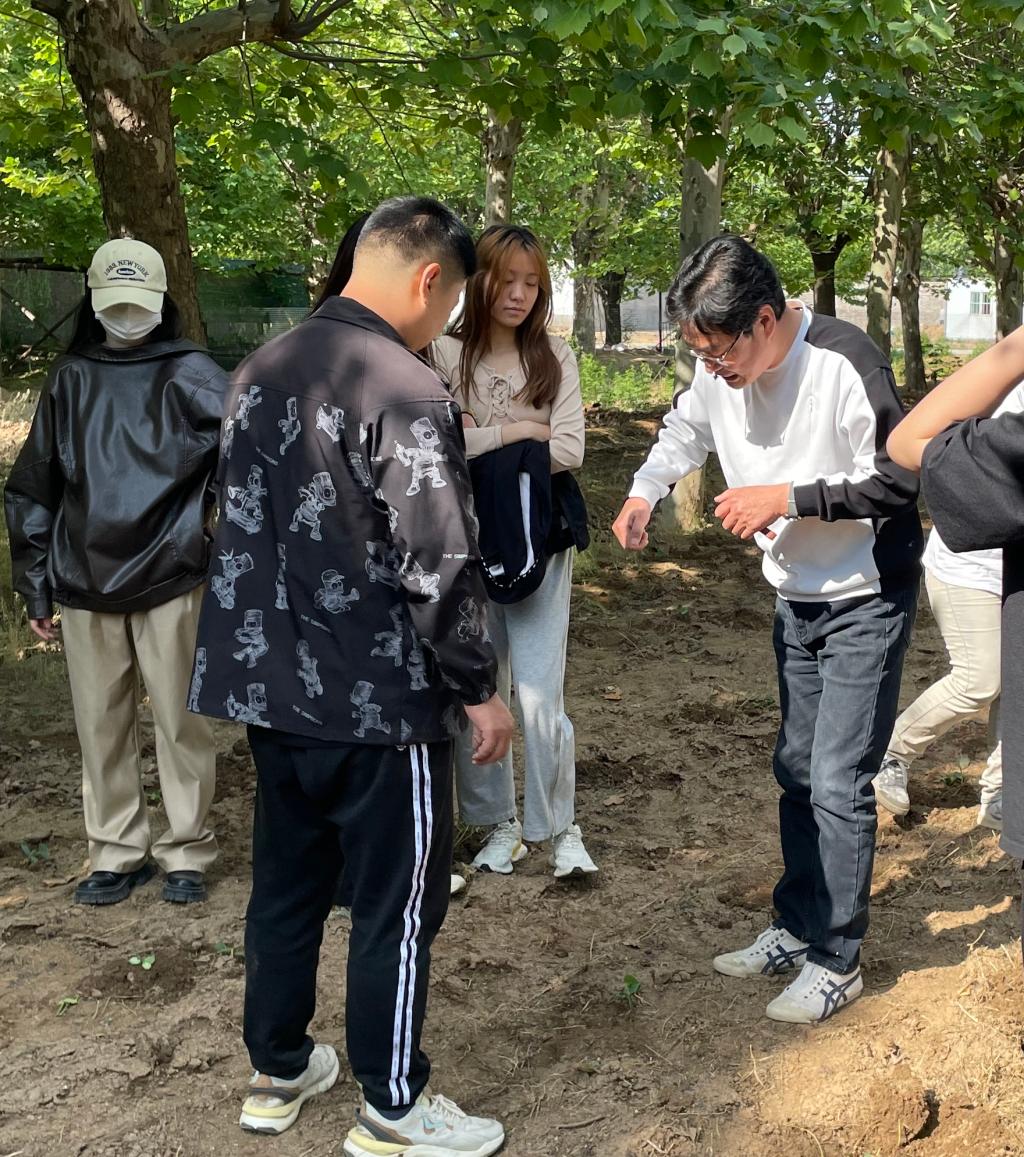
[243,728,453,1111]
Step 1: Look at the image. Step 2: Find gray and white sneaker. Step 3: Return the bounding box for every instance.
[978,789,1003,832]
[344,1091,504,1156]
[550,823,598,878]
[713,925,809,978]
[873,756,910,816]
[471,819,527,874]
[765,959,863,1023]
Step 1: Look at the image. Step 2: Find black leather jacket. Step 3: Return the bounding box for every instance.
[4,339,228,618]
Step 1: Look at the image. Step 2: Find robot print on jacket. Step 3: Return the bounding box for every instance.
[235,385,262,430]
[316,404,344,443]
[351,680,391,738]
[210,549,254,611]
[278,396,302,457]
[314,569,360,614]
[296,640,323,699]
[394,417,447,495]
[274,543,289,611]
[226,682,269,726]
[233,608,269,669]
[401,553,441,602]
[187,647,206,712]
[290,471,337,542]
[457,596,490,643]
[371,606,404,666]
[224,466,267,536]
[365,540,403,588]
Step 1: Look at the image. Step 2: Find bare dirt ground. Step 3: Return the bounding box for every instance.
[1,409,1023,1157]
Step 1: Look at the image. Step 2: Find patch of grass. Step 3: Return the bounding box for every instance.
[578,355,673,411]
[20,839,50,865]
[617,973,643,1009]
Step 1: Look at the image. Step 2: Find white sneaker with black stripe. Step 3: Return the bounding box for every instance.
[765,960,863,1023]
[344,1091,504,1156]
[713,925,809,978]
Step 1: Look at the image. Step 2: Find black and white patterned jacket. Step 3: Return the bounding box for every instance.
[189,297,497,744]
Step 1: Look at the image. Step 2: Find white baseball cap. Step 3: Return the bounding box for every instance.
[87,239,167,311]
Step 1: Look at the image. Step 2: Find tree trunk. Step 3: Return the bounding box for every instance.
[896,215,925,397]
[669,136,727,530]
[809,235,849,317]
[56,4,204,340]
[866,142,909,358]
[570,172,610,356]
[572,276,596,354]
[483,112,522,228]
[994,226,1023,340]
[598,271,626,346]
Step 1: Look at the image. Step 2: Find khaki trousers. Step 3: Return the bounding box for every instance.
[888,571,1002,791]
[61,587,218,874]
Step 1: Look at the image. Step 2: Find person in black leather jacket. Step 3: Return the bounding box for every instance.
[4,238,228,907]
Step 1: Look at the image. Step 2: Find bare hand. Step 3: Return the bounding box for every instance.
[30,617,58,641]
[713,483,789,540]
[461,413,478,429]
[463,693,516,765]
[612,497,652,550]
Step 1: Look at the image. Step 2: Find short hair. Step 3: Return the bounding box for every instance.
[666,234,785,337]
[357,196,476,281]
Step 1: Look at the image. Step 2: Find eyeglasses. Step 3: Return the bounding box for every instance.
[686,329,744,370]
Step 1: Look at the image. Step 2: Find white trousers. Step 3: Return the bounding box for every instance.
[455,548,576,842]
[888,571,1002,791]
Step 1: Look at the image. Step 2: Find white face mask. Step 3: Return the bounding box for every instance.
[96,303,163,343]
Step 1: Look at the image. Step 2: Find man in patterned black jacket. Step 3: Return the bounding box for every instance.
[190,197,513,1156]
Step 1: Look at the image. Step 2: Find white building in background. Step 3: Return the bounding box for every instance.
[944,278,1024,342]
[944,279,1007,342]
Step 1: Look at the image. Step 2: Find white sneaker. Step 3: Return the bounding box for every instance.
[550,823,598,878]
[239,1042,340,1134]
[344,1091,504,1157]
[471,819,527,874]
[713,925,809,978]
[873,756,910,815]
[765,960,863,1024]
[450,873,467,896]
[978,790,1003,832]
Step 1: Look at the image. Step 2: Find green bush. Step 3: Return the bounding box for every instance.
[577,354,671,411]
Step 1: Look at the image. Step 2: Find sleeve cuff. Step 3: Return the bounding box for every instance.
[628,477,667,508]
[792,482,819,518]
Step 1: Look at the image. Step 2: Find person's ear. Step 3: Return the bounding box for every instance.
[419,261,443,305]
[759,305,776,338]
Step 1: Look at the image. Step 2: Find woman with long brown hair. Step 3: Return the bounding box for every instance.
[433,224,596,879]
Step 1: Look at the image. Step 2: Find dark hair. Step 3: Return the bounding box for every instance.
[666,234,785,337]
[357,196,476,281]
[449,224,561,408]
[66,290,183,353]
[310,211,371,314]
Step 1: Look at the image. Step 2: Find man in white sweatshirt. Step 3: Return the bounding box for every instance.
[613,235,922,1023]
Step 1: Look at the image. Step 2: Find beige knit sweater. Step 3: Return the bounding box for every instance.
[433,334,585,473]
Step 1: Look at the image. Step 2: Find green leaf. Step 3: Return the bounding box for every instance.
[777,116,807,143]
[691,50,721,78]
[744,122,777,149]
[722,34,747,56]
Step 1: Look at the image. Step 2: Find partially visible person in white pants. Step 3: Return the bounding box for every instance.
[874,545,1002,828]
[874,383,1024,828]
[433,223,596,879]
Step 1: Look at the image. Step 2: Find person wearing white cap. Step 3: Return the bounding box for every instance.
[4,238,229,906]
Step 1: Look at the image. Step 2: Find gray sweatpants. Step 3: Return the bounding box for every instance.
[455,548,576,842]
